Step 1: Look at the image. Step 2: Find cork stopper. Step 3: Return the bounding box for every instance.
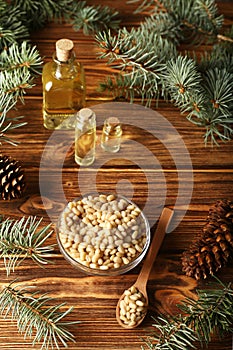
[56,39,74,62]
[106,117,121,126]
[78,108,94,121]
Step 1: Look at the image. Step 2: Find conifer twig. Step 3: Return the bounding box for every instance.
[0,216,55,276]
[68,1,120,35]
[0,40,43,145]
[0,281,78,350]
[11,0,73,30]
[0,3,29,50]
[142,278,233,349]
[0,41,43,74]
[128,0,224,43]
[96,1,233,144]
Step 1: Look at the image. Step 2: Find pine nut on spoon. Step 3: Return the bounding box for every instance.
[116,207,174,329]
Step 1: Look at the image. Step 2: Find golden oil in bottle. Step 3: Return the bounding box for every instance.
[75,108,96,166]
[101,117,122,153]
[42,39,86,130]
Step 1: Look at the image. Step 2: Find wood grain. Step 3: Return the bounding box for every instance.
[1,1,233,349]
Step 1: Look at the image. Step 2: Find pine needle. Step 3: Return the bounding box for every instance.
[0,281,79,350]
[0,216,55,276]
[70,2,120,35]
[0,39,43,145]
[0,4,29,50]
[96,1,233,144]
[11,0,73,30]
[0,41,43,74]
[142,277,233,349]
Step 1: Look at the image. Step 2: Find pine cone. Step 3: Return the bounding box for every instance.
[181,200,233,280]
[0,155,25,200]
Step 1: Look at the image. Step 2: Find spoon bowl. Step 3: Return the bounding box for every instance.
[116,282,148,329]
[116,207,174,329]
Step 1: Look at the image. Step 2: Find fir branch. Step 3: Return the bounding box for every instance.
[12,0,71,20]
[0,41,43,74]
[202,111,233,145]
[10,0,120,35]
[0,111,26,146]
[11,0,73,30]
[142,278,233,349]
[0,0,7,11]
[203,67,233,117]
[128,0,224,44]
[179,280,233,344]
[99,74,160,107]
[0,94,16,119]
[179,0,224,44]
[199,44,233,72]
[0,40,42,145]
[96,28,177,102]
[163,55,202,106]
[0,281,78,350]
[70,2,120,36]
[0,95,25,147]
[99,75,136,101]
[141,13,182,44]
[97,26,177,65]
[96,5,233,144]
[1,69,35,106]
[127,0,155,14]
[0,216,55,276]
[142,315,197,349]
[0,4,29,49]
[163,57,233,144]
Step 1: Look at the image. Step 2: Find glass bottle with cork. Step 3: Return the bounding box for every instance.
[101,117,122,153]
[75,108,96,166]
[42,38,86,130]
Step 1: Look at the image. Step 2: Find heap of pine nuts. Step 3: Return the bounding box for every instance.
[58,194,147,271]
[119,286,147,327]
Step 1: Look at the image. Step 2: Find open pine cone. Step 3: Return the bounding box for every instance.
[181,199,233,280]
[0,154,25,200]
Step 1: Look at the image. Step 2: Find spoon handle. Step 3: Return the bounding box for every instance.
[135,207,173,290]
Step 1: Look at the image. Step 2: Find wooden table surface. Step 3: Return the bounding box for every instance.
[1,1,233,349]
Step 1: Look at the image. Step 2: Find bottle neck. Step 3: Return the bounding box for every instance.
[104,118,122,135]
[52,52,76,80]
[76,109,96,130]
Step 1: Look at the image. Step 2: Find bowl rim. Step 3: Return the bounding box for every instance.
[56,192,151,276]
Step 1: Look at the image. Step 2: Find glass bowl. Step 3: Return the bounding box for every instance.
[56,193,150,275]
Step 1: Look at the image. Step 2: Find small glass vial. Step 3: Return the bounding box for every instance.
[75,108,96,166]
[42,38,86,130]
[101,117,122,153]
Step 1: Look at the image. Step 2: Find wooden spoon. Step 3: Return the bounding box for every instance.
[116,207,174,329]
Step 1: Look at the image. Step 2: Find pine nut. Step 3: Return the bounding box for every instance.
[119,286,147,326]
[98,258,103,265]
[122,257,130,264]
[90,263,97,269]
[128,247,136,255]
[136,300,145,307]
[58,194,147,272]
[72,207,80,216]
[127,287,134,295]
[130,294,139,301]
[113,256,122,264]
[114,263,120,268]
[107,194,115,201]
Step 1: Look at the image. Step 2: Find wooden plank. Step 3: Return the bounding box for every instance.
[5,99,233,169]
[0,1,233,350]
